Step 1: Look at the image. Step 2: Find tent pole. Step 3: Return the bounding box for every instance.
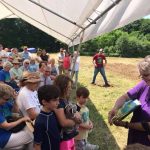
[28,0,83,29]
[70,31,84,89]
[71,0,122,42]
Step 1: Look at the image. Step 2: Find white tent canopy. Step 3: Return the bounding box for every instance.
[0,0,150,46]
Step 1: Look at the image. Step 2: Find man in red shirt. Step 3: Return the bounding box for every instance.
[91,48,110,87]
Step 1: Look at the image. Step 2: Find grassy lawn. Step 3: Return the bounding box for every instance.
[50,54,142,150]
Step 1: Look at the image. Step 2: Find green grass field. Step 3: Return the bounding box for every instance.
[50,54,142,150]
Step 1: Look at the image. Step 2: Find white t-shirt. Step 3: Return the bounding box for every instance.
[17,86,41,117]
[71,56,80,71]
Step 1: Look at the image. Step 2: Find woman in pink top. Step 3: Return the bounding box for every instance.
[63,51,71,76]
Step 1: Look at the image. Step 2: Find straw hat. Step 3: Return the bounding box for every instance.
[21,72,41,83]
[3,61,13,68]
[12,59,20,64]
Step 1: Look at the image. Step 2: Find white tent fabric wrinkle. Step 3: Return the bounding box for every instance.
[0,0,150,45]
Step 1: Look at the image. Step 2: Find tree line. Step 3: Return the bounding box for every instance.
[0,18,67,52]
[79,19,150,57]
[0,18,149,57]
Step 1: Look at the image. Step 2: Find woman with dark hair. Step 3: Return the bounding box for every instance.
[40,49,49,62]
[54,75,81,150]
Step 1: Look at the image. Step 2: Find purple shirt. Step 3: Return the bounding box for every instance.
[127,80,150,146]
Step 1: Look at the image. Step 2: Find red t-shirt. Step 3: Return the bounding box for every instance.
[63,56,70,69]
[93,53,106,68]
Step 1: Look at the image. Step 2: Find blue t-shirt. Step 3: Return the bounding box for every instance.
[0,102,12,148]
[0,102,13,118]
[0,69,11,83]
[21,52,30,60]
[29,64,38,72]
[34,111,60,150]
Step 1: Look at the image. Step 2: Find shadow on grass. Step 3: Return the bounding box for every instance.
[71,82,120,150]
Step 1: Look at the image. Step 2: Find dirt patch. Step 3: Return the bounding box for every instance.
[107,63,140,81]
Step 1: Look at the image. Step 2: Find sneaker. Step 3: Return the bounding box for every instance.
[86,143,99,150]
[103,83,110,87]
[91,82,96,85]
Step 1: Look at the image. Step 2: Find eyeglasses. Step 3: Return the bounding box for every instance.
[25,63,29,64]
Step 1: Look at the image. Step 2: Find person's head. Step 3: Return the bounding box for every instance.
[73,51,79,57]
[39,61,47,70]
[3,61,13,71]
[23,59,30,67]
[60,48,64,53]
[23,46,28,52]
[44,66,51,77]
[19,71,30,87]
[13,48,18,54]
[38,85,60,111]
[65,51,70,57]
[50,58,55,66]
[54,74,73,99]
[23,72,41,91]
[0,83,14,105]
[41,49,47,55]
[138,57,150,85]
[12,59,20,69]
[37,50,42,56]
[144,55,150,62]
[76,87,90,105]
[99,48,104,54]
[30,58,36,65]
[4,48,9,52]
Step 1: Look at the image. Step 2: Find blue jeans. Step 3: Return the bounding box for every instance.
[92,67,108,85]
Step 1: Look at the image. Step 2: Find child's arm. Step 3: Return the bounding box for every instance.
[34,144,41,150]
[89,120,93,129]
[54,108,75,127]
[79,122,92,130]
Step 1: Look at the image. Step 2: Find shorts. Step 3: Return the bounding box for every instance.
[75,139,86,150]
[60,138,75,150]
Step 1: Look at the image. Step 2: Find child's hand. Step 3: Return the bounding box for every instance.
[73,112,82,124]
[21,116,31,122]
[89,121,93,129]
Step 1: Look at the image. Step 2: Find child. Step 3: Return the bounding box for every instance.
[54,74,81,150]
[75,87,99,150]
[34,85,61,150]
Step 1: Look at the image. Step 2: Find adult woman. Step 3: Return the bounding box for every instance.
[54,75,81,150]
[40,49,49,62]
[20,59,30,72]
[108,56,150,146]
[17,72,41,120]
[0,83,32,149]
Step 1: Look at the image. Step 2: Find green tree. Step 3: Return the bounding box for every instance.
[0,18,66,52]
